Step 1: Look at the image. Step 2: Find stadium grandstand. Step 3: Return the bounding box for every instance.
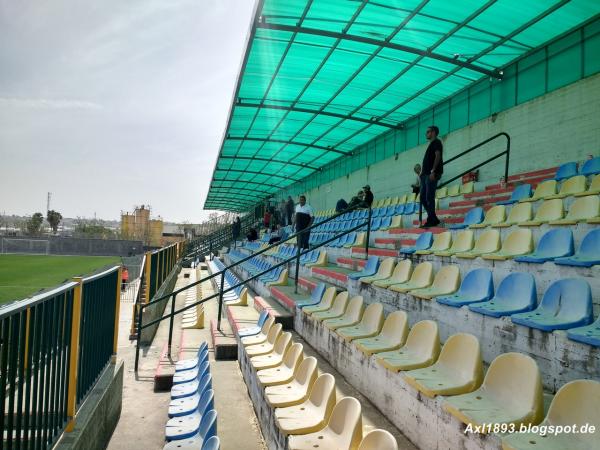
[4,2,600,450]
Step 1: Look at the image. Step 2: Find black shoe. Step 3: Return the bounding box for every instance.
[419,222,432,229]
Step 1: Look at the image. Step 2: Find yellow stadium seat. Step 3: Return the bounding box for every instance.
[360,258,396,284]
[241,316,276,347]
[436,187,448,199]
[336,303,384,342]
[275,373,336,435]
[354,311,409,356]
[398,194,407,205]
[547,175,587,199]
[520,179,557,202]
[410,265,461,300]
[501,379,600,450]
[323,296,364,331]
[518,199,564,226]
[403,333,483,397]
[246,323,283,357]
[288,397,363,450]
[454,229,501,259]
[312,292,349,321]
[376,320,440,372]
[390,196,400,205]
[359,429,398,450]
[303,289,343,315]
[493,202,533,228]
[349,232,366,248]
[447,184,461,197]
[435,230,474,256]
[443,352,544,429]
[250,331,292,366]
[549,195,600,225]
[470,205,506,228]
[482,228,534,260]
[460,181,474,194]
[305,250,327,267]
[575,174,600,196]
[406,193,417,203]
[373,259,412,288]
[383,197,392,207]
[265,357,318,408]
[415,231,452,255]
[266,268,288,287]
[258,343,304,387]
[388,261,433,293]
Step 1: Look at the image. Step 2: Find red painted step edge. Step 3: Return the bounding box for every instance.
[254,296,283,317]
[337,257,367,268]
[352,247,398,257]
[389,227,445,234]
[374,238,416,246]
[298,277,317,291]
[270,287,296,310]
[313,267,349,282]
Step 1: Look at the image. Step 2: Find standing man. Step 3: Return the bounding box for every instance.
[362,185,374,208]
[420,125,444,227]
[286,196,295,226]
[279,199,287,225]
[295,195,314,250]
[232,216,241,247]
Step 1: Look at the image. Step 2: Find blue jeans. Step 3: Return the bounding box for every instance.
[420,174,438,223]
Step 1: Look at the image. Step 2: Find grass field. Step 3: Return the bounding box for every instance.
[0,254,121,304]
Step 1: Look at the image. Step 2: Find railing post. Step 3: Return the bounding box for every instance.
[112,267,122,364]
[134,301,143,373]
[167,293,176,357]
[217,270,226,331]
[504,134,511,183]
[294,244,301,294]
[418,202,423,226]
[365,206,372,259]
[65,277,83,432]
[144,251,151,303]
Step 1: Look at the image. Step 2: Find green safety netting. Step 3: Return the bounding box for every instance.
[205,0,600,211]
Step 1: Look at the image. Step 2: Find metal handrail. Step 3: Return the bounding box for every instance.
[134,203,372,372]
[418,132,511,224]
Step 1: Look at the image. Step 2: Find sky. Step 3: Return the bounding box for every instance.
[0,0,256,223]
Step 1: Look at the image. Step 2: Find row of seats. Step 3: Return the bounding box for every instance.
[455,195,600,230]
[238,313,399,450]
[265,244,327,267]
[297,287,599,450]
[402,227,600,266]
[552,158,600,180]
[209,258,249,306]
[310,230,366,247]
[228,250,288,287]
[165,342,220,450]
[353,258,599,344]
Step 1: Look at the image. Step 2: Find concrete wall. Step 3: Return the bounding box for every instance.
[286,73,600,211]
[0,236,144,257]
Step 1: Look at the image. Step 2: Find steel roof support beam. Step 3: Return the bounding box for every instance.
[210,186,274,196]
[257,22,502,79]
[212,178,286,190]
[207,191,264,201]
[218,155,320,171]
[226,136,352,156]
[213,168,301,182]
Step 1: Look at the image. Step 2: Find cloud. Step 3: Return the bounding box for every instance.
[0,97,102,110]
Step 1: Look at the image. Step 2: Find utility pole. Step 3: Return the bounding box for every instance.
[47,192,52,214]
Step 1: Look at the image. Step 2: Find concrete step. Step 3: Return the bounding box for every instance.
[449,197,507,207]
[210,318,237,360]
[484,171,555,191]
[388,227,446,235]
[412,217,462,225]
[374,237,416,249]
[253,295,294,329]
[351,247,399,258]
[337,257,367,270]
[312,266,354,286]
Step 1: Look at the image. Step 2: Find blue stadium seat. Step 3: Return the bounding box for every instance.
[394,204,405,215]
[201,436,220,450]
[165,390,215,441]
[567,315,600,347]
[554,161,578,181]
[511,279,593,331]
[296,283,326,308]
[169,374,212,417]
[580,156,600,176]
[371,217,382,231]
[173,361,210,385]
[448,207,484,229]
[436,268,494,307]
[403,202,418,215]
[514,228,574,264]
[238,311,269,338]
[554,229,600,267]
[175,342,209,372]
[400,232,433,254]
[379,216,392,229]
[496,183,533,205]
[468,273,537,318]
[348,256,379,280]
[384,206,396,216]
[164,410,217,449]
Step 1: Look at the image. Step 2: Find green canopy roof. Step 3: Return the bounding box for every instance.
[205,0,600,211]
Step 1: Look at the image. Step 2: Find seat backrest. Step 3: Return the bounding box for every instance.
[531,179,557,199]
[436,187,448,198]
[258,313,273,332]
[495,272,537,306]
[342,296,365,322]
[535,228,573,256]
[360,303,384,331]
[391,259,412,283]
[539,278,592,320]
[201,436,221,450]
[198,409,218,440]
[363,256,379,273]
[581,156,600,176]
[380,311,409,345]
[437,333,483,386]
[376,258,396,278]
[451,230,474,252]
[273,332,292,355]
[558,175,586,195]
[431,231,452,251]
[283,343,304,369]
[266,323,283,345]
[197,388,215,416]
[415,232,433,250]
[327,397,363,448]
[507,202,532,222]
[406,193,416,203]
[460,268,494,299]
[431,265,460,290]
[358,429,398,450]
[447,184,460,196]
[579,228,600,257]
[409,262,434,285]
[473,229,501,253]
[460,181,474,194]
[482,205,506,225]
[308,373,336,411]
[534,198,564,221]
[510,183,532,201]
[311,283,327,303]
[329,293,350,315]
[555,161,578,180]
[198,373,213,397]
[483,353,543,423]
[464,207,484,226]
[404,320,439,356]
[566,195,600,220]
[398,194,407,204]
[589,174,600,191]
[501,228,533,254]
[545,380,600,428]
[295,356,318,387]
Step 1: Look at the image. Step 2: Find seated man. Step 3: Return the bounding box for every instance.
[246,227,258,242]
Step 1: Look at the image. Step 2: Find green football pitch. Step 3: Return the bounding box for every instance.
[0,254,121,304]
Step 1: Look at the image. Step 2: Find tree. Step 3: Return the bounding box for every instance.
[26,212,44,235]
[46,210,63,234]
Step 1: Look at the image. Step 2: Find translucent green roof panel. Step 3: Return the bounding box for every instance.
[204,0,600,212]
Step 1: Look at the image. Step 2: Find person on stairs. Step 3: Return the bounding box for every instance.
[420,125,443,228]
[294,195,314,250]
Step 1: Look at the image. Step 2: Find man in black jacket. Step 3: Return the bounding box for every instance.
[362,185,374,208]
[420,125,444,227]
